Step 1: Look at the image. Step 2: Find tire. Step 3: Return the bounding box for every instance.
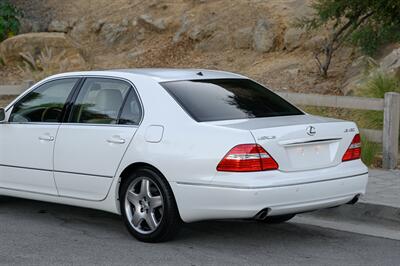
[260,214,296,224]
[120,168,181,242]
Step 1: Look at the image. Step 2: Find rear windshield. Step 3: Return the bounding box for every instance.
[161,79,303,122]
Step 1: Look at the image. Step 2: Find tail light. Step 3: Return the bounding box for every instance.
[217,144,279,172]
[342,134,361,162]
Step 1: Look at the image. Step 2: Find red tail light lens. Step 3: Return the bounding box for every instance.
[342,134,361,162]
[217,144,279,172]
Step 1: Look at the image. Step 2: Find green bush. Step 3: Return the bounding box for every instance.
[0,1,21,41]
[361,135,380,167]
[358,72,400,98]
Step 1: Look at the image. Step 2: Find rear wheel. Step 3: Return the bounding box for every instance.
[260,214,296,224]
[120,168,181,242]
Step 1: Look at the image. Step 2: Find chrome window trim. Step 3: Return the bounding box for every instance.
[5,75,145,127]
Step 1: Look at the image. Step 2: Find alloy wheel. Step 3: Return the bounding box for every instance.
[124,177,164,234]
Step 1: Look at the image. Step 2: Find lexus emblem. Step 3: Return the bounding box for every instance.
[306,126,316,136]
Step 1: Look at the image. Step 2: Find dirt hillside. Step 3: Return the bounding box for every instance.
[0,0,382,95]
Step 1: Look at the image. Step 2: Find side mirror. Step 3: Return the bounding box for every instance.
[0,108,6,122]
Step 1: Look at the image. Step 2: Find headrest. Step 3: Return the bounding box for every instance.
[95,89,123,111]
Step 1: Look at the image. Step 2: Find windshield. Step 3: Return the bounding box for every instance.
[161,79,303,122]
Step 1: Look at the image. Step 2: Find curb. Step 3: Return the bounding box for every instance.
[303,201,400,227]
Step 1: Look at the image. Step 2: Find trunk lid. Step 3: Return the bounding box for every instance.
[208,115,358,172]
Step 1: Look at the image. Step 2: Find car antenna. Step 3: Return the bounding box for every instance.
[196,71,204,76]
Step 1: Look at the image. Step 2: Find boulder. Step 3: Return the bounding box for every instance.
[188,23,216,41]
[252,19,275,53]
[0,32,86,69]
[234,27,253,49]
[138,14,167,32]
[48,20,71,33]
[380,48,400,77]
[341,56,377,95]
[70,19,92,42]
[99,23,128,44]
[304,35,326,51]
[173,14,191,43]
[284,27,306,51]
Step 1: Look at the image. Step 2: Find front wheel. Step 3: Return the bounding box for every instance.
[120,168,181,242]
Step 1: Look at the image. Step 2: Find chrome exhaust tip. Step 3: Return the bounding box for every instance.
[347,194,361,205]
[254,208,271,220]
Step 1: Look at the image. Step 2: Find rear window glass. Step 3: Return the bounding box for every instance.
[161,79,303,122]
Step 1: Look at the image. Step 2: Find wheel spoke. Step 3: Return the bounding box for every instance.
[127,191,140,205]
[149,196,162,208]
[132,212,143,227]
[145,213,157,230]
[140,179,151,197]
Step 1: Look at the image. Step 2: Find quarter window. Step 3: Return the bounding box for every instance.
[69,78,132,124]
[119,89,142,125]
[9,78,78,123]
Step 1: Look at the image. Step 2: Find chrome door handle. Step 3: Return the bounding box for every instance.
[107,136,126,144]
[39,135,55,141]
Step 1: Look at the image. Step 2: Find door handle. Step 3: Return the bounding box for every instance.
[39,135,55,142]
[106,136,126,144]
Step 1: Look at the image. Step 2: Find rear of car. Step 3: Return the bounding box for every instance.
[161,78,368,222]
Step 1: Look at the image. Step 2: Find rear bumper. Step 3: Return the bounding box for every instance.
[171,168,368,222]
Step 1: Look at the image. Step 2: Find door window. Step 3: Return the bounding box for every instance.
[9,78,78,123]
[69,78,131,124]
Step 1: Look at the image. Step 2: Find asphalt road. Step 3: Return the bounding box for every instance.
[0,196,399,266]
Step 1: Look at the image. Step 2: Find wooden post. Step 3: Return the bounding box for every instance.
[382,92,400,169]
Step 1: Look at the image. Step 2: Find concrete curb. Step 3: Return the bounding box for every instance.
[303,202,400,228]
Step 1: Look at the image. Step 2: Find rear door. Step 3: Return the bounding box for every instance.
[53,77,143,200]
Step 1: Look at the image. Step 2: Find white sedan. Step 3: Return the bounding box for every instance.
[0,69,368,242]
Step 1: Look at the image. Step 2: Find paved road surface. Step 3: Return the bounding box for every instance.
[0,197,399,266]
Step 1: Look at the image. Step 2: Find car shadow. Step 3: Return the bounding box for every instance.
[0,196,337,242]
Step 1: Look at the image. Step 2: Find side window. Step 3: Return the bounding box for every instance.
[9,79,78,123]
[119,89,142,125]
[69,78,131,124]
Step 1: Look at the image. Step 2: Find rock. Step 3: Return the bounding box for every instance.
[341,56,377,95]
[0,32,86,69]
[99,23,128,44]
[70,19,92,41]
[285,68,300,77]
[31,21,42,32]
[138,14,167,32]
[234,27,253,49]
[252,19,275,53]
[188,23,216,41]
[284,27,306,51]
[173,14,191,43]
[304,35,326,51]
[19,18,33,34]
[380,48,400,77]
[91,20,106,33]
[48,20,71,33]
[127,50,146,60]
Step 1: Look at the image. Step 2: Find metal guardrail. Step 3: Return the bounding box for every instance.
[0,83,398,169]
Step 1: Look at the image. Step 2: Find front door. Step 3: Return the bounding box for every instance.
[53,78,142,200]
[0,78,78,195]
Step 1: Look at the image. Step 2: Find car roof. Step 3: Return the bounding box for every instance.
[48,68,246,82]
